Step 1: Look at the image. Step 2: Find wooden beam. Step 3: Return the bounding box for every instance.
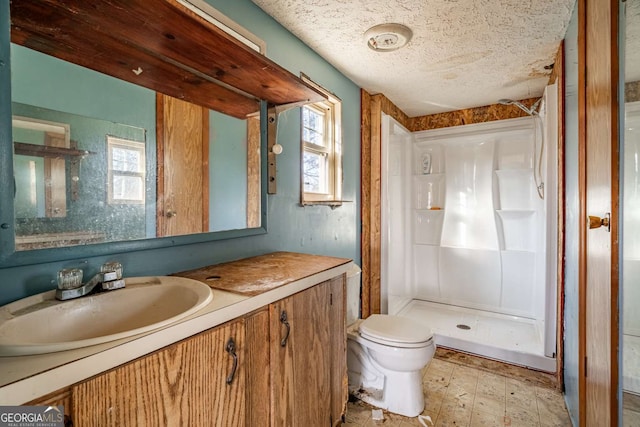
[360,89,372,318]
[10,0,324,118]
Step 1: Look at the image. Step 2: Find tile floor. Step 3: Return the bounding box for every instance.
[623,392,640,427]
[344,355,572,426]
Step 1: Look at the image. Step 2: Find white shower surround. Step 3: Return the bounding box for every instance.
[381,85,558,371]
[623,101,640,394]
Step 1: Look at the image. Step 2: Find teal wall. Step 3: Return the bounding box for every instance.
[563,5,580,425]
[0,0,361,305]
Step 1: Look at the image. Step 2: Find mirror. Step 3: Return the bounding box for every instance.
[0,1,269,265]
[9,42,262,251]
[623,0,640,422]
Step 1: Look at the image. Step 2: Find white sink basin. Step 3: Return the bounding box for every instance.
[0,276,213,356]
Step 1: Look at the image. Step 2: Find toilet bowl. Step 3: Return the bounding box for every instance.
[347,314,435,417]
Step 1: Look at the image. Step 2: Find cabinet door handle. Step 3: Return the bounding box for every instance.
[280,310,290,347]
[225,337,238,385]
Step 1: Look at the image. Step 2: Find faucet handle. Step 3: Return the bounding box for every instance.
[57,268,83,290]
[100,261,123,280]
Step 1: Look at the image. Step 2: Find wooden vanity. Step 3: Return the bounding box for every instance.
[0,252,352,426]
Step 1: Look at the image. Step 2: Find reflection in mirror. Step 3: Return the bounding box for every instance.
[12,104,147,250]
[9,42,261,251]
[13,116,70,219]
[623,0,640,421]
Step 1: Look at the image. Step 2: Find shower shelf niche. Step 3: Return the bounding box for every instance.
[413,174,445,210]
[413,144,444,175]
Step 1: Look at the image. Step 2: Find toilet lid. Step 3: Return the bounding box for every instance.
[359,314,433,345]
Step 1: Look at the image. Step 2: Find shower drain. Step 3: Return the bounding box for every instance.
[456,324,471,330]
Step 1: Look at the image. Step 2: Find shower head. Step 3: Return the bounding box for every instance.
[497,98,542,116]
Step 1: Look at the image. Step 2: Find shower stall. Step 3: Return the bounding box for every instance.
[381,84,558,372]
[623,101,640,394]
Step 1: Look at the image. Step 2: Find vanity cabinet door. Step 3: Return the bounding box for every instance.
[328,274,347,426]
[269,275,347,426]
[26,388,73,427]
[72,319,246,427]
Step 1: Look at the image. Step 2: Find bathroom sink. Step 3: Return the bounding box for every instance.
[0,276,213,356]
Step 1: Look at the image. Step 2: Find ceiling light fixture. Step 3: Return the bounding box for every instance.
[364,23,413,52]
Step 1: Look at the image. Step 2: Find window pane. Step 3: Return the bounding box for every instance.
[112,147,142,172]
[303,150,327,193]
[112,175,144,200]
[303,106,325,147]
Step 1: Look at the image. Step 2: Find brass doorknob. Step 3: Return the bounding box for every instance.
[588,213,610,231]
[166,210,177,218]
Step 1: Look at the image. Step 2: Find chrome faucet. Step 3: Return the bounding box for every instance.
[55,262,126,301]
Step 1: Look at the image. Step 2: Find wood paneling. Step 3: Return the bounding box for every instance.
[10,1,323,119]
[247,116,261,228]
[27,387,72,426]
[329,275,347,425]
[73,320,246,426]
[552,42,566,390]
[156,94,208,236]
[369,95,382,316]
[360,89,372,318]
[376,94,411,129]
[269,281,340,425]
[245,309,270,427]
[582,0,620,425]
[408,98,538,131]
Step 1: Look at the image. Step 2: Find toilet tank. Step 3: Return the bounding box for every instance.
[346,265,361,325]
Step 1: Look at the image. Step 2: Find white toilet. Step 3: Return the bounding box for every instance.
[346,267,435,417]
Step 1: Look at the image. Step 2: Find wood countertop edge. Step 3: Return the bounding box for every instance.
[0,261,354,405]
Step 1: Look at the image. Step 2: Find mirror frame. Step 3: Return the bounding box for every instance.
[0,4,268,268]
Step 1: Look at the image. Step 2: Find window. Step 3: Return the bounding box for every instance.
[301,75,342,205]
[107,136,145,204]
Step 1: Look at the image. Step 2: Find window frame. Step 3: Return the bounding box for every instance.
[106,135,146,205]
[300,75,342,206]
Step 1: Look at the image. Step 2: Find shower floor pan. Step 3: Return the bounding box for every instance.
[396,299,556,372]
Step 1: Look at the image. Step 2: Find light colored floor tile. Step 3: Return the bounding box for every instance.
[424,384,447,414]
[470,409,508,427]
[623,408,640,427]
[428,358,457,375]
[506,378,538,410]
[535,386,571,426]
[436,398,473,427]
[451,365,480,381]
[424,369,452,388]
[506,402,540,427]
[477,372,506,398]
[445,381,476,408]
[345,400,372,425]
[446,369,478,404]
[473,394,506,415]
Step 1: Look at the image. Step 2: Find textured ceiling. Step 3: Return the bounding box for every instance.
[251,0,575,117]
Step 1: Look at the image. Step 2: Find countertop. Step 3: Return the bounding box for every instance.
[0,252,352,405]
